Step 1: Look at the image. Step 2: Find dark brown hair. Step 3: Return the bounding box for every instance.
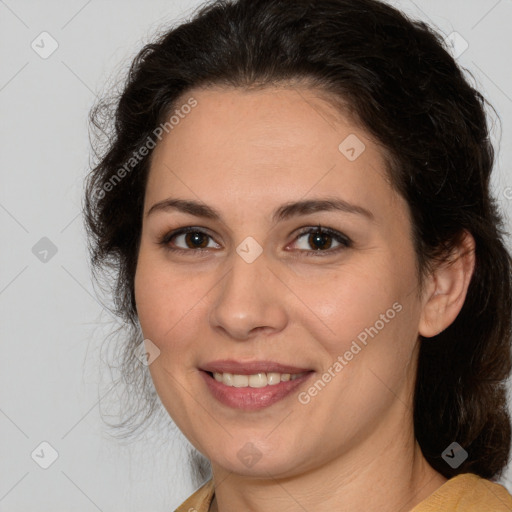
[84,0,512,482]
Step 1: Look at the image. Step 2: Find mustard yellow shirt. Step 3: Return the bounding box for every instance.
[174,473,512,511]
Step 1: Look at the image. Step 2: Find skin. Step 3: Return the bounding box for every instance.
[134,86,476,512]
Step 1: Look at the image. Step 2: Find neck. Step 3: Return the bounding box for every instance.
[209,409,447,512]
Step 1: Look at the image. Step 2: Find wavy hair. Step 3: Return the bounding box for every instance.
[84,0,512,482]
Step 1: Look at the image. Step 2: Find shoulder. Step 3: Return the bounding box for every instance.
[174,479,215,512]
[173,474,512,511]
[412,473,512,512]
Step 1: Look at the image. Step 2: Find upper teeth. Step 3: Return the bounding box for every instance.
[212,372,307,388]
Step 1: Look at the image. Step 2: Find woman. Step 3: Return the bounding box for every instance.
[84,0,512,510]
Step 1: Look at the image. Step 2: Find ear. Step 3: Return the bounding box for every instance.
[419,230,476,338]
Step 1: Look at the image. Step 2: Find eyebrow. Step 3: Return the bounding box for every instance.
[147,196,374,223]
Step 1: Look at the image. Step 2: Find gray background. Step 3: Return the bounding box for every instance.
[1,0,511,510]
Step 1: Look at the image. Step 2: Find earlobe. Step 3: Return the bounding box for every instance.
[418,230,476,338]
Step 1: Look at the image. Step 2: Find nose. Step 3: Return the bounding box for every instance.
[208,249,288,341]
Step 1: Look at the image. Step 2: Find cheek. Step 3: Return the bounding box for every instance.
[134,232,419,361]
[134,249,210,357]
[293,253,420,386]
[134,249,180,339]
[292,260,402,352]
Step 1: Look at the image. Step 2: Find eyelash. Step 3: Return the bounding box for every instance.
[157,225,353,257]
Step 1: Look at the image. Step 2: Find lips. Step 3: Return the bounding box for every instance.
[200,359,314,375]
[200,368,314,410]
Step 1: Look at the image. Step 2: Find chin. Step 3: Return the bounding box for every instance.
[209,443,309,479]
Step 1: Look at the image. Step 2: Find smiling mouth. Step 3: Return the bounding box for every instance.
[205,370,310,387]
[200,369,315,411]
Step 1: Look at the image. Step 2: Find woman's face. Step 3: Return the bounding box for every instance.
[134,86,429,478]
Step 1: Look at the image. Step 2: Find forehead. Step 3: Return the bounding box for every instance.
[145,86,401,219]
[152,86,371,165]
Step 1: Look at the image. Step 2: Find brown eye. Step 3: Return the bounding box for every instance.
[159,225,352,257]
[307,231,333,250]
[181,231,210,249]
[291,226,352,255]
[159,227,220,253]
